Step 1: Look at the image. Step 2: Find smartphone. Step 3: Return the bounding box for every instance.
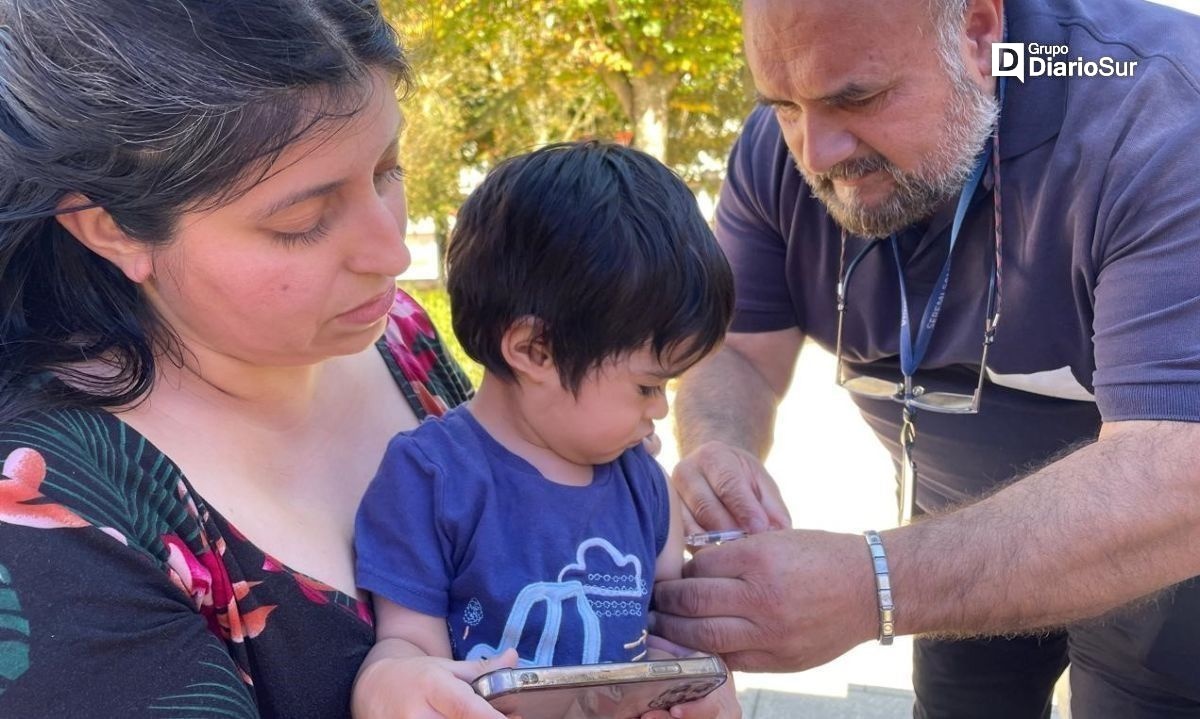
[472,656,728,719]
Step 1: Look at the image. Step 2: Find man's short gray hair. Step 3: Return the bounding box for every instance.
[929,0,973,71]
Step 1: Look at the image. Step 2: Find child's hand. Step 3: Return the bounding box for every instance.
[353,648,520,719]
[639,636,741,719]
[644,634,701,659]
[658,675,742,719]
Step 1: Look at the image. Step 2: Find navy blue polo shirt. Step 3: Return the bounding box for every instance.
[716,0,1200,510]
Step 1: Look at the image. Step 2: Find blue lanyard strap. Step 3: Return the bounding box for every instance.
[891,139,993,379]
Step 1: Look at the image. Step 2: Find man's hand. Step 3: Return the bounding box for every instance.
[650,530,877,672]
[670,441,792,535]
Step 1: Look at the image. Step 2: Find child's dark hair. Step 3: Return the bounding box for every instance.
[447,141,734,392]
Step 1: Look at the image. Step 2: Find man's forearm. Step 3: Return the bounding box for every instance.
[674,347,782,459]
[889,420,1200,636]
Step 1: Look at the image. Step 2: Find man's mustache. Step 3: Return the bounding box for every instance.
[811,154,898,184]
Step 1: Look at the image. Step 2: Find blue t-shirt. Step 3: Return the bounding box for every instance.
[355,406,671,667]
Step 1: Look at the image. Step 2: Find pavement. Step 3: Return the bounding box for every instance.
[658,344,1065,719]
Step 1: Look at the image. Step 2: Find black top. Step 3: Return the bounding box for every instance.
[0,290,471,718]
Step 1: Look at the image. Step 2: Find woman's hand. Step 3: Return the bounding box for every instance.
[352,648,520,719]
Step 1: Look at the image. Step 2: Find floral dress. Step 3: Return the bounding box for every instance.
[0,290,471,718]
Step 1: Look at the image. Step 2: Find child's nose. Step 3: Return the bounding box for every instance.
[648,391,669,421]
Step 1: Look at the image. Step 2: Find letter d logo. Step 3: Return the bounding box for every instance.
[991,42,1025,83]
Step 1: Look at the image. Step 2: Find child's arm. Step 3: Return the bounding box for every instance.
[351,597,518,719]
[648,486,743,719]
[655,483,687,582]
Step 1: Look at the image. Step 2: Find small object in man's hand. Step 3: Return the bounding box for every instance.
[684,529,748,549]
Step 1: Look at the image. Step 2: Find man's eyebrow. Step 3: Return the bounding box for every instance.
[819,82,883,106]
[754,91,793,107]
[755,82,884,108]
[258,179,343,220]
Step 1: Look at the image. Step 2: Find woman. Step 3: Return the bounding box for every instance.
[0,1,499,716]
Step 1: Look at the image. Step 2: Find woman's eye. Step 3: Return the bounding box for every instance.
[271,218,330,247]
[638,385,664,397]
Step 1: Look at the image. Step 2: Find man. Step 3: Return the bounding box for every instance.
[650,0,1200,717]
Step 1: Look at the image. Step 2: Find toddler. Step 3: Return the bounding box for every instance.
[355,141,736,718]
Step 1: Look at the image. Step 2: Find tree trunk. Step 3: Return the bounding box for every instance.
[434,215,451,281]
[629,74,676,161]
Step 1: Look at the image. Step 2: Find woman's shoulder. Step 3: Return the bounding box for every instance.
[0,406,189,553]
[0,405,128,485]
[379,286,473,418]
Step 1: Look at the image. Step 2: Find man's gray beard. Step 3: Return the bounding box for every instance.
[800,66,1000,239]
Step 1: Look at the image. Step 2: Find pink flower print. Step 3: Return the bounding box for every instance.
[384,323,437,385]
[162,534,214,611]
[1,448,91,530]
[163,533,243,640]
[390,290,437,340]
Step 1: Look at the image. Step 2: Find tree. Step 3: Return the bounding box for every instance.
[557,0,746,164]
[382,1,751,260]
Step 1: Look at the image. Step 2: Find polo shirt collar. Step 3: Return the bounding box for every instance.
[996,0,1069,160]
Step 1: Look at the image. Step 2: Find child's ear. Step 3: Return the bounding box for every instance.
[501,317,557,385]
[55,193,154,283]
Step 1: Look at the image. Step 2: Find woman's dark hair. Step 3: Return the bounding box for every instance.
[447,141,734,393]
[0,0,411,421]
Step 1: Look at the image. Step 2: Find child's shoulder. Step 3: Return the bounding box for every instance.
[402,403,473,438]
[611,444,671,503]
[614,443,666,479]
[383,405,489,473]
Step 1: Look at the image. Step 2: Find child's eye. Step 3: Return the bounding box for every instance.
[374,164,406,186]
[638,384,664,397]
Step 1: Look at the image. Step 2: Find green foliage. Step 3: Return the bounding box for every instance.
[400,282,484,389]
[382,1,751,225]
[0,562,30,693]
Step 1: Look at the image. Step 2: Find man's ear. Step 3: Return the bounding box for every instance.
[500,317,558,386]
[55,194,153,284]
[963,0,1005,81]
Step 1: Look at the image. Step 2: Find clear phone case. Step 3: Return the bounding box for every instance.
[472,656,728,719]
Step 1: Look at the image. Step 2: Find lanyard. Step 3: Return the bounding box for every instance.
[890,140,992,381]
